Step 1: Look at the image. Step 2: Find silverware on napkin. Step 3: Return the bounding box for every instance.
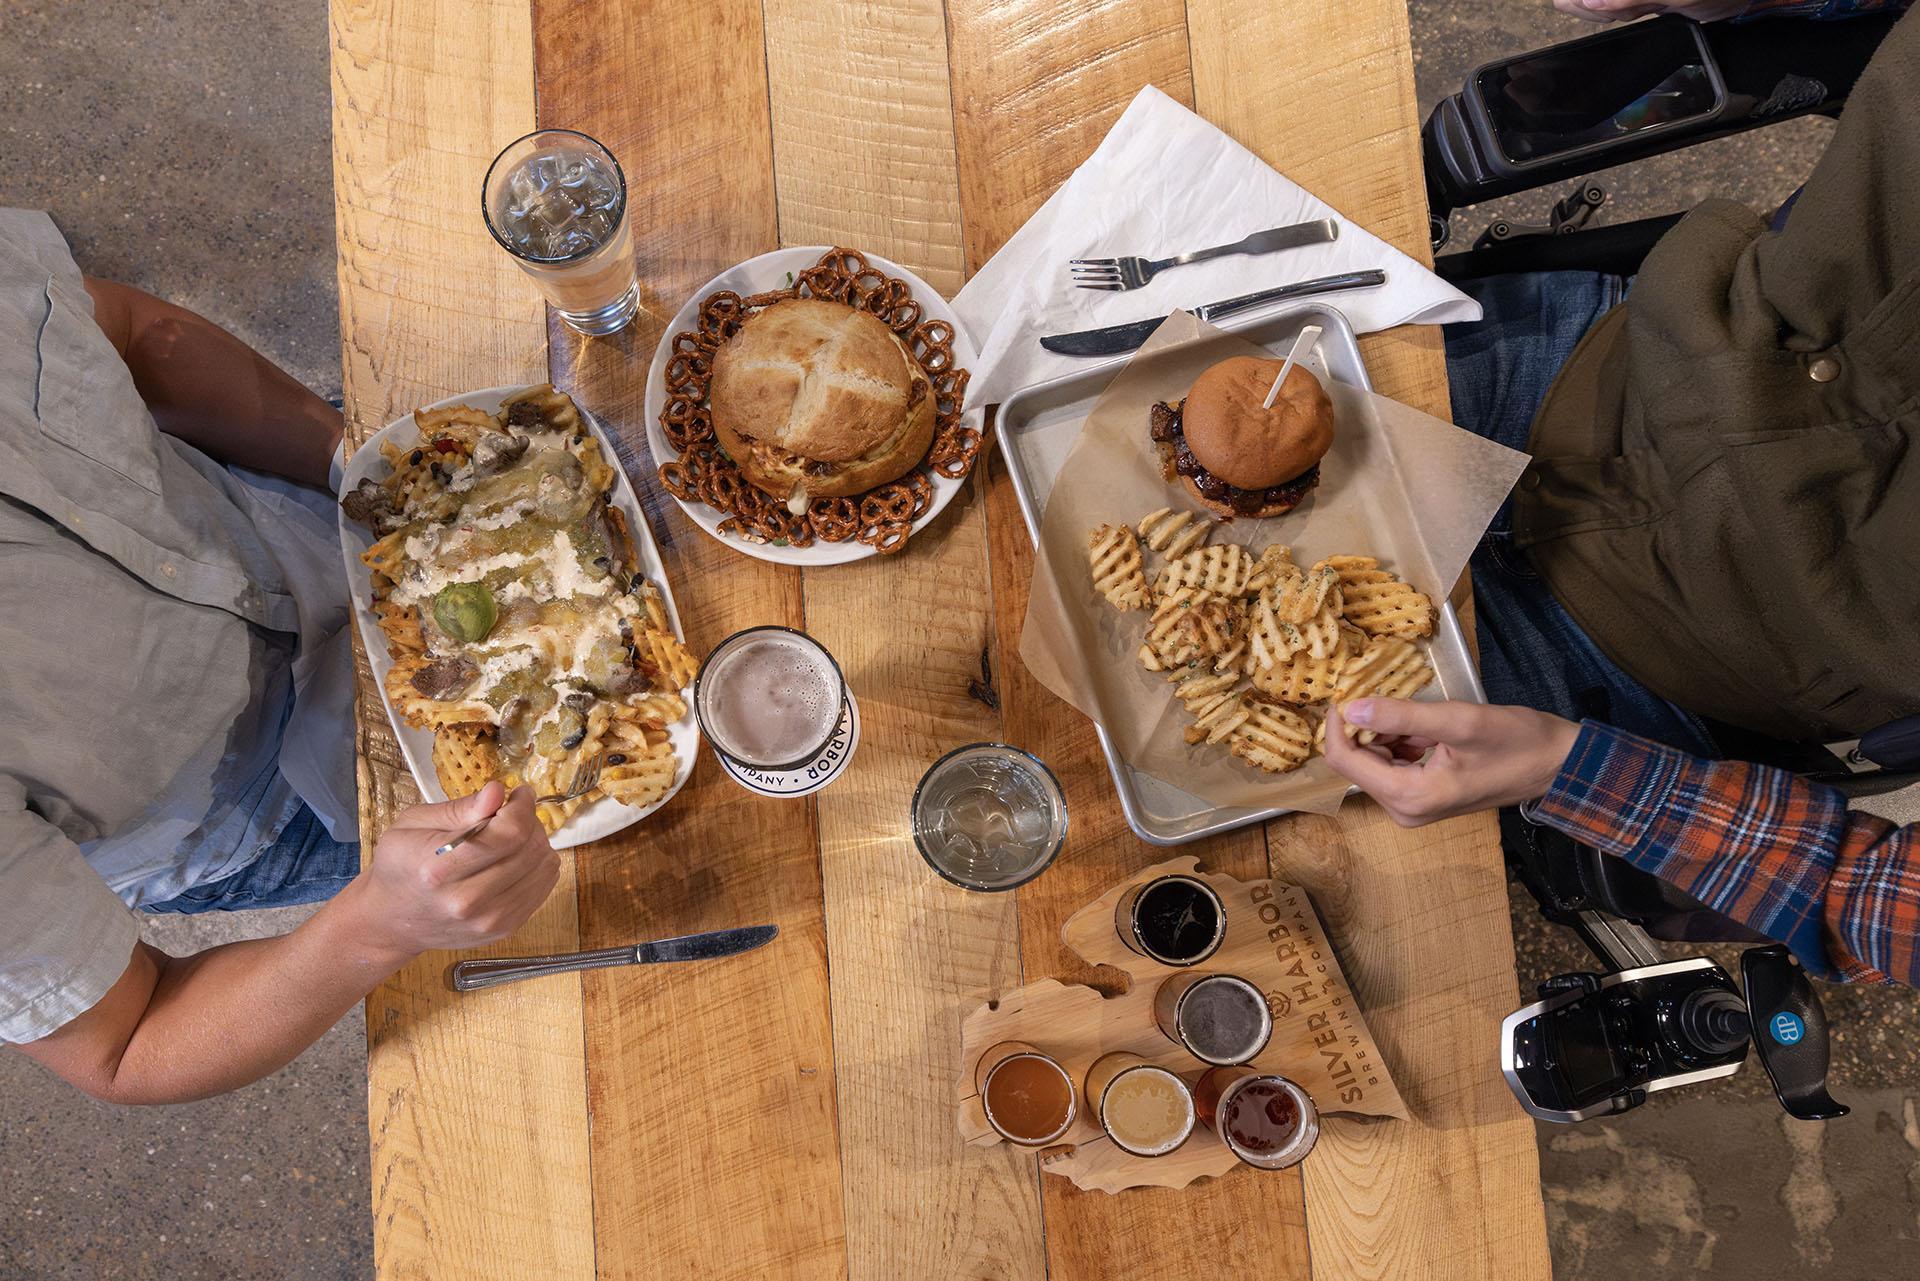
[1068,217,1338,291]
[1038,268,1388,357]
[448,924,778,991]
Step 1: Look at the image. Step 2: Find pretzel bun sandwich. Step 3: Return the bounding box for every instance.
[1149,355,1334,519]
[709,297,935,509]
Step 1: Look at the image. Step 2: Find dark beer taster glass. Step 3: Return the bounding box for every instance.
[1114,874,1226,966]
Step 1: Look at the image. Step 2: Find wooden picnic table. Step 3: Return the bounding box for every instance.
[329,0,1552,1276]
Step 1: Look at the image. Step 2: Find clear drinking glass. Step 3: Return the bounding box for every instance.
[482,129,640,336]
[912,743,1068,891]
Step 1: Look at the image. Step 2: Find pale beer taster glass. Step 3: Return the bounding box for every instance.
[483,129,640,336]
[1084,1051,1195,1158]
[912,743,1068,891]
[694,627,848,773]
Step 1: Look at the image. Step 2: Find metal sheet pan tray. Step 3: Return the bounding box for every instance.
[994,304,1485,845]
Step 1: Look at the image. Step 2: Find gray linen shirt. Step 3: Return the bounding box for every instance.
[0,209,354,1043]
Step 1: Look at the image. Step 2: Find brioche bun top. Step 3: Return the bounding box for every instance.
[1180,356,1334,490]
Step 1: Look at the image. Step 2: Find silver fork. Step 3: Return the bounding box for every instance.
[1070,218,1339,291]
[432,752,605,857]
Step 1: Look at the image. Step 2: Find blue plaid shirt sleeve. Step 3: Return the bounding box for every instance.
[1529,721,1916,986]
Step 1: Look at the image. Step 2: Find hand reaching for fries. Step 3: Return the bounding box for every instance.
[1321,698,1582,826]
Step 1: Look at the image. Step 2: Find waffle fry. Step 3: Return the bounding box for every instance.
[1249,591,1305,668]
[641,626,700,689]
[599,738,679,808]
[1268,563,1340,624]
[1229,695,1314,773]
[1296,603,1343,661]
[1251,650,1349,705]
[1137,507,1212,557]
[1087,520,1444,774]
[1089,523,1151,610]
[432,724,499,799]
[1341,579,1436,639]
[1245,544,1298,595]
[1156,543,1252,598]
[1333,637,1436,745]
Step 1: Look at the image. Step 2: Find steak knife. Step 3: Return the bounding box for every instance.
[449,924,779,991]
[1039,269,1388,357]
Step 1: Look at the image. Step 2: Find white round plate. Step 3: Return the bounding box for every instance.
[336,385,698,850]
[642,246,984,566]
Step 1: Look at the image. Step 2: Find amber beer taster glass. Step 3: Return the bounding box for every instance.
[483,129,640,336]
[1152,971,1274,1066]
[975,1041,1077,1147]
[1114,873,1226,966]
[1195,1068,1320,1171]
[1084,1052,1195,1158]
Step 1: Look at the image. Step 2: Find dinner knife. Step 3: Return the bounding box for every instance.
[448,924,779,991]
[1038,269,1389,357]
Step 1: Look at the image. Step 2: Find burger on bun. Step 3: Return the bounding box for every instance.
[709,297,935,510]
[1149,355,1334,519]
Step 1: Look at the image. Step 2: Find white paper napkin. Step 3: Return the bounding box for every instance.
[953,85,1481,406]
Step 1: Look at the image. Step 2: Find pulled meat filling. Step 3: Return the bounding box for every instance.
[411,656,479,699]
[1149,399,1318,516]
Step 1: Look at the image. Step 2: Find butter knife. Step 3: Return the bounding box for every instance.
[1038,269,1388,357]
[448,924,778,991]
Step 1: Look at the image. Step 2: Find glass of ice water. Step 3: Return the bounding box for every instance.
[482,129,640,336]
[912,744,1068,892]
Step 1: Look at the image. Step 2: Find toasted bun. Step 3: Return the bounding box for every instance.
[709,298,935,500]
[1181,356,1334,491]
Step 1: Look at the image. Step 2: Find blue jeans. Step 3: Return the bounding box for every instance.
[1442,271,1718,759]
[143,802,361,914]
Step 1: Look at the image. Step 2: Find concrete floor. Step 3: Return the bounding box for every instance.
[2,2,1914,1279]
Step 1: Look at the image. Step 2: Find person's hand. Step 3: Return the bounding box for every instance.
[1321,698,1583,827]
[349,781,560,953]
[1553,0,1750,23]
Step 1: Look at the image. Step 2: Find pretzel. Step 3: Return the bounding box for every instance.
[861,486,915,526]
[903,470,934,519]
[809,496,861,542]
[654,248,975,556]
[857,520,911,555]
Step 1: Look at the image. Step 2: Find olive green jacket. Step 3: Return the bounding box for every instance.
[1514,10,1920,742]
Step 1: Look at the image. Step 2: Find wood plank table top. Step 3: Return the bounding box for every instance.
[329,1,1552,1277]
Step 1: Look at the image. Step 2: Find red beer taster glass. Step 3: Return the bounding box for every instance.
[1195,1068,1320,1170]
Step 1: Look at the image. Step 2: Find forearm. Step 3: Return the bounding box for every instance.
[1531,722,1916,984]
[49,877,412,1104]
[84,277,343,489]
